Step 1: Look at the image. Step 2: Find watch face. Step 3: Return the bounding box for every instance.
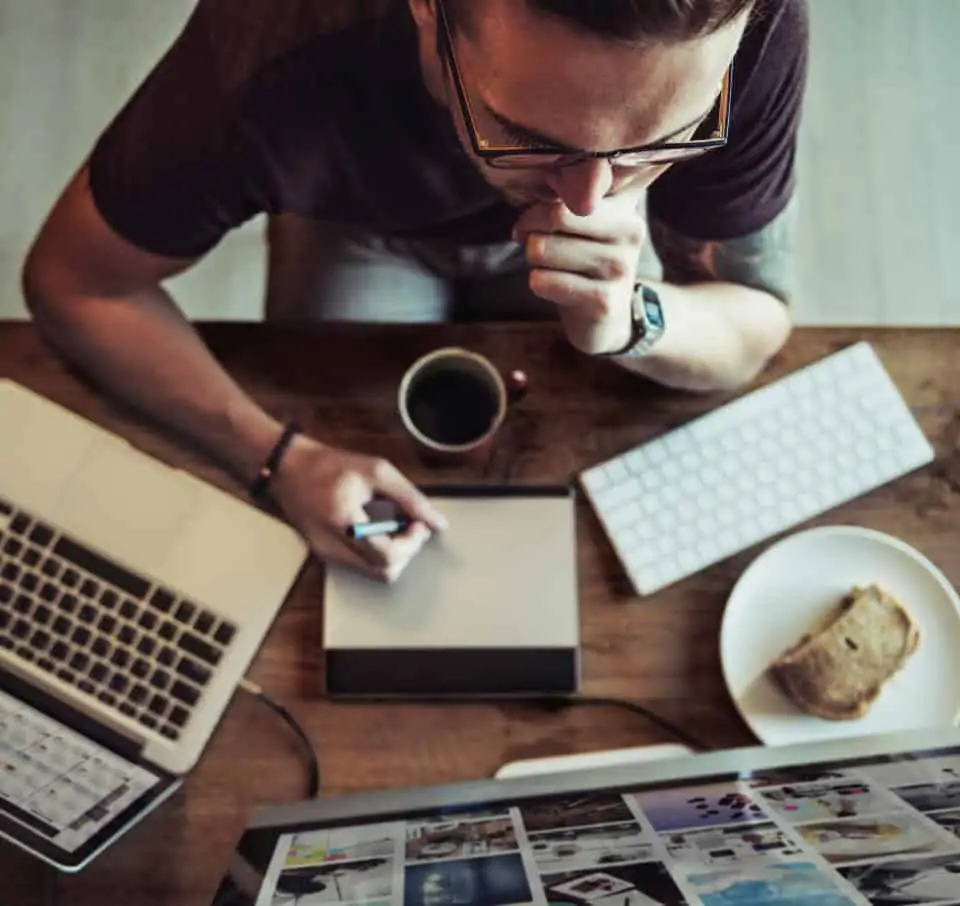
[644,299,664,328]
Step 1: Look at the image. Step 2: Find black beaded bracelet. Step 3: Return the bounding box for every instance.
[249,421,301,501]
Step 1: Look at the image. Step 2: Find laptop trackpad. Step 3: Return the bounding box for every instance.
[53,441,201,575]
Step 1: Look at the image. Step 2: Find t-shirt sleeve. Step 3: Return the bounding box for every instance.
[646,0,809,241]
[87,5,272,259]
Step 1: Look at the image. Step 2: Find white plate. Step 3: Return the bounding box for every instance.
[720,525,960,746]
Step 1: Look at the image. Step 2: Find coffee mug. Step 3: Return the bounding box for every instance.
[398,347,526,462]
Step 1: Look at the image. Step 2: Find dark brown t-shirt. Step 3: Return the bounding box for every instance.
[88,0,809,260]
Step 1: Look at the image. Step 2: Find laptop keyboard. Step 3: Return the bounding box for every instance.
[0,499,239,743]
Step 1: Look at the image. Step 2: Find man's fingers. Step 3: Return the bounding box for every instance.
[369,460,449,532]
[361,521,432,583]
[526,233,634,282]
[528,268,611,316]
[514,201,647,246]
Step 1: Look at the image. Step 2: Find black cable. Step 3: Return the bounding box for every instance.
[529,695,715,753]
[241,679,321,798]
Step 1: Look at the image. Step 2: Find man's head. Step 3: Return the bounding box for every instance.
[409,0,755,215]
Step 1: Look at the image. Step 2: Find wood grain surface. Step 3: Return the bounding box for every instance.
[0,322,957,906]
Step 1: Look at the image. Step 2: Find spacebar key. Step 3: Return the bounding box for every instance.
[53,537,150,599]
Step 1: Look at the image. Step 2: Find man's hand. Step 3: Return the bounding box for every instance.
[513,193,647,355]
[269,435,448,583]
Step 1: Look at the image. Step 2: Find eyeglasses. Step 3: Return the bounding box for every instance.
[436,0,734,170]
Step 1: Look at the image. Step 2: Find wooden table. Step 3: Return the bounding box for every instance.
[1,322,957,905]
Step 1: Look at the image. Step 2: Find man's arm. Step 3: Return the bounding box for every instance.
[612,198,798,393]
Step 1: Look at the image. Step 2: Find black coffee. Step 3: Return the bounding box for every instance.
[407,369,499,446]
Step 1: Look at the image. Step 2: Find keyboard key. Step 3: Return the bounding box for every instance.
[50,641,69,661]
[194,611,216,635]
[41,558,60,578]
[90,662,109,683]
[78,604,97,624]
[1,563,19,582]
[14,594,31,615]
[138,610,158,632]
[98,614,117,634]
[19,573,38,593]
[132,658,151,679]
[213,623,237,648]
[158,646,176,667]
[29,630,51,651]
[118,625,137,646]
[2,538,22,557]
[110,674,130,693]
[39,582,58,604]
[137,636,157,657]
[150,589,175,613]
[37,657,55,673]
[12,619,30,639]
[34,604,52,626]
[119,702,136,717]
[91,636,110,658]
[139,713,158,731]
[179,632,221,666]
[148,694,168,716]
[56,667,76,684]
[0,500,9,515]
[171,681,200,707]
[0,584,12,604]
[78,679,96,695]
[0,611,8,629]
[158,621,178,642]
[129,684,149,705]
[174,601,195,623]
[110,649,130,669]
[23,549,40,568]
[61,569,79,588]
[150,669,171,691]
[10,514,29,534]
[0,637,13,650]
[59,594,78,614]
[100,589,119,609]
[28,523,54,547]
[120,600,138,620]
[80,579,99,599]
[53,537,150,599]
[69,652,90,673]
[160,726,180,741]
[98,690,117,707]
[176,657,211,687]
[16,646,36,663]
[168,706,189,728]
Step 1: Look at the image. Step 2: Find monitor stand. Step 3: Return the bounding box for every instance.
[494,744,694,780]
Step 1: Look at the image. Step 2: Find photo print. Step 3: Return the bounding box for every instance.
[283,824,399,869]
[271,857,394,905]
[406,818,518,862]
[861,753,960,790]
[686,861,858,906]
[759,780,902,824]
[893,782,960,815]
[528,822,654,873]
[930,808,960,841]
[519,794,636,834]
[541,861,687,906]
[629,784,768,833]
[797,812,958,865]
[839,853,960,905]
[404,853,532,906]
[660,823,803,872]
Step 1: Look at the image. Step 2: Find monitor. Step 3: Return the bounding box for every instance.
[211,728,960,906]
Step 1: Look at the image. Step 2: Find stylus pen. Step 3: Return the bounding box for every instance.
[346,518,411,541]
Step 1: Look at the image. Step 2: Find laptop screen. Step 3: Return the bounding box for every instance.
[211,730,960,906]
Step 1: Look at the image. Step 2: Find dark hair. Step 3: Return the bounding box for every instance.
[445,0,758,42]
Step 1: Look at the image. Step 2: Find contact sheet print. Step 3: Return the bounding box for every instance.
[259,750,960,906]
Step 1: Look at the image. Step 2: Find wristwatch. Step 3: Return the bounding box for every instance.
[598,282,666,358]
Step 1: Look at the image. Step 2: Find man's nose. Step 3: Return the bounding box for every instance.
[544,159,614,216]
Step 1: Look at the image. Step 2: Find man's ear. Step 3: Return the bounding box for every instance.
[407,0,437,31]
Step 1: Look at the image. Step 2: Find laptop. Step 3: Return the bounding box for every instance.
[213,726,960,906]
[0,379,309,871]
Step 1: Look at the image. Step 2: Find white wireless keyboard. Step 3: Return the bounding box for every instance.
[580,342,935,595]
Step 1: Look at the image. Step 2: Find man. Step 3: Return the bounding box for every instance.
[21,0,808,582]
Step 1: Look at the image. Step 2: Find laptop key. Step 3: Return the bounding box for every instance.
[139,713,158,731]
[80,579,99,599]
[137,636,157,657]
[50,641,69,661]
[160,725,179,741]
[41,558,60,578]
[100,589,118,609]
[2,538,22,557]
[92,636,110,657]
[10,514,29,534]
[214,622,237,647]
[170,681,200,707]
[147,694,168,716]
[98,614,117,634]
[28,523,54,548]
[19,573,39,593]
[53,537,150,599]
[0,612,9,630]
[0,500,10,515]
[119,702,136,717]
[132,658,150,679]
[1,563,19,582]
[12,619,30,639]
[72,626,91,646]
[90,662,109,683]
[110,649,130,669]
[14,595,31,615]
[78,604,97,624]
[118,625,137,646]
[23,548,41,568]
[159,621,178,642]
[59,594,78,614]
[138,610,158,632]
[120,600,138,620]
[176,657,211,687]
[61,569,79,588]
[37,657,55,673]
[98,690,117,707]
[30,630,51,651]
[34,604,52,625]
[39,583,58,604]
[179,632,220,666]
[168,706,189,728]
[56,667,76,684]
[194,611,216,635]
[0,584,12,604]
[0,637,12,650]
[110,674,129,693]
[78,679,96,695]
[17,646,36,663]
[70,652,90,673]
[52,616,71,636]
[158,646,176,667]
[150,589,175,613]
[130,684,149,705]
[174,601,195,623]
[150,669,171,691]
